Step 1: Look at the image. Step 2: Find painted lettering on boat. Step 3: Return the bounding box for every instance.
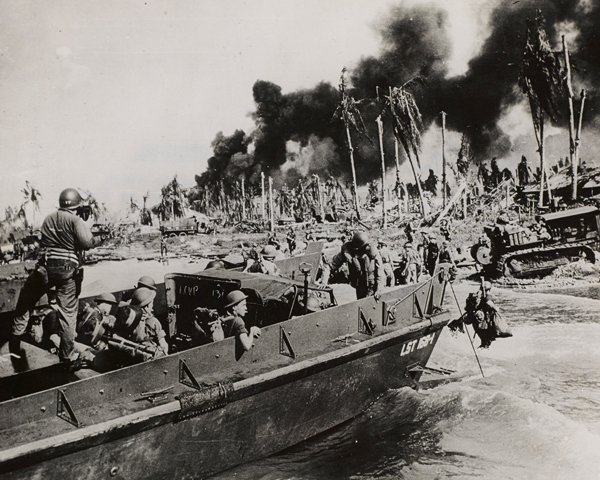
[178,284,200,296]
[400,333,436,356]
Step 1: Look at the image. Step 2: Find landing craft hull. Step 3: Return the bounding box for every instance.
[0,271,450,479]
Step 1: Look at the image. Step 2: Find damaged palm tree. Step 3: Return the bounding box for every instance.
[156,175,187,221]
[378,78,427,216]
[21,181,42,227]
[518,10,564,208]
[333,68,371,221]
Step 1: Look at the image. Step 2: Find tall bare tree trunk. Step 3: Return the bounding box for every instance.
[538,115,545,208]
[316,175,324,220]
[563,36,578,201]
[241,178,246,220]
[407,151,426,216]
[376,115,387,228]
[345,125,361,220]
[574,90,587,186]
[441,111,447,208]
[268,177,274,232]
[261,172,266,220]
[394,138,402,220]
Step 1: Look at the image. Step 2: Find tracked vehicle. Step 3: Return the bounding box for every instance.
[471,206,600,278]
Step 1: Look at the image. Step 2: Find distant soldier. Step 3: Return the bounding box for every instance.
[377,239,395,287]
[286,227,297,254]
[10,188,102,369]
[439,218,452,242]
[438,240,457,281]
[322,232,385,300]
[160,237,168,259]
[404,243,422,284]
[423,234,440,277]
[518,155,533,186]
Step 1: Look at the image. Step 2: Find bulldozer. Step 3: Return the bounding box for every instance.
[471,206,600,278]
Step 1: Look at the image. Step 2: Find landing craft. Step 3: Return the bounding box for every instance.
[0,259,453,479]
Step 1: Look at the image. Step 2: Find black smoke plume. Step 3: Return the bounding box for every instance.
[194,0,600,192]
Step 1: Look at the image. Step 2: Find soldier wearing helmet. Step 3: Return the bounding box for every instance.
[10,188,103,368]
[137,275,157,291]
[220,290,261,353]
[320,231,385,300]
[204,259,225,270]
[377,239,395,287]
[76,292,117,350]
[243,244,281,276]
[120,287,168,356]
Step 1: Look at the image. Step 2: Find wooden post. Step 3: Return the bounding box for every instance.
[241,177,246,221]
[261,172,266,220]
[563,36,577,200]
[441,111,447,208]
[268,177,274,232]
[462,188,467,220]
[376,115,387,229]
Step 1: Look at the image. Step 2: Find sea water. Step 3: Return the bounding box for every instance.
[210,282,600,480]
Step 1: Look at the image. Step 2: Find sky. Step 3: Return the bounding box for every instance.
[1,0,496,223]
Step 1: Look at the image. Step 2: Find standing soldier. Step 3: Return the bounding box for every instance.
[9,188,103,369]
[404,243,422,284]
[377,239,395,287]
[438,240,457,281]
[321,232,385,300]
[439,218,452,242]
[423,234,440,277]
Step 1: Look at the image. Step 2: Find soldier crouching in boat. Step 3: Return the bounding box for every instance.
[320,232,385,300]
[218,290,261,360]
[76,292,118,350]
[110,288,169,364]
[449,280,512,348]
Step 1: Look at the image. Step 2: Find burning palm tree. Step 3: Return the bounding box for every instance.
[378,78,427,216]
[333,68,371,220]
[518,10,564,207]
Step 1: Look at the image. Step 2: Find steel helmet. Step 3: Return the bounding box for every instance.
[130,287,156,308]
[349,232,370,251]
[260,245,277,259]
[204,260,225,270]
[96,292,117,305]
[59,188,83,210]
[116,305,143,329]
[305,296,321,313]
[224,290,247,309]
[137,276,157,291]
